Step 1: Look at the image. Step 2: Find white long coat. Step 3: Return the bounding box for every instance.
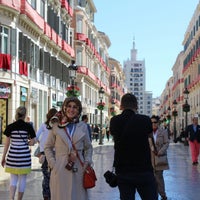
[44,121,93,200]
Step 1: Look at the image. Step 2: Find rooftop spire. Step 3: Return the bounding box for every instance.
[133,36,135,49]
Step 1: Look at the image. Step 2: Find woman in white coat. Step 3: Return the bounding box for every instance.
[44,97,93,200]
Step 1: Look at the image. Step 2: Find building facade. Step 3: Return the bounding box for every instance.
[72,1,111,126]
[109,57,126,117]
[160,2,200,136]
[0,0,124,144]
[182,2,200,120]
[123,39,152,116]
[0,0,77,143]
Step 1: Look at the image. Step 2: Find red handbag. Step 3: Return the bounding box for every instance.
[83,165,97,189]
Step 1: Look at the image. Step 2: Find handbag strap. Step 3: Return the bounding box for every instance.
[64,128,84,167]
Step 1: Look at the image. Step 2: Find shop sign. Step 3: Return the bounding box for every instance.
[31,87,38,104]
[31,88,38,99]
[20,87,27,102]
[0,82,11,98]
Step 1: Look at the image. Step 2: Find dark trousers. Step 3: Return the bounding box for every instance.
[154,170,166,198]
[41,158,51,199]
[117,171,158,200]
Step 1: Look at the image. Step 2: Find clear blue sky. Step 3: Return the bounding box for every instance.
[93,0,199,98]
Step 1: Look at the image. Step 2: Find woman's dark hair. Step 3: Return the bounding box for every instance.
[45,108,58,129]
[151,115,160,122]
[81,114,88,121]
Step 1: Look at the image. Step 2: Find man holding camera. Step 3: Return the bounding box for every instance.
[110,93,157,200]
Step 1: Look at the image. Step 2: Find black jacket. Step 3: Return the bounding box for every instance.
[110,109,153,173]
[185,124,200,142]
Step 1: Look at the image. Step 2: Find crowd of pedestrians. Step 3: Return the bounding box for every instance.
[1,94,200,200]
[87,124,110,143]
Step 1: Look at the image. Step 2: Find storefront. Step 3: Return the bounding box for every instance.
[0,82,11,144]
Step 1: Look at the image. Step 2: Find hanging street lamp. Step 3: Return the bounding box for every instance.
[66,60,79,97]
[172,99,178,143]
[98,87,105,145]
[183,88,190,146]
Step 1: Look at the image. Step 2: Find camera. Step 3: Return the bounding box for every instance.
[65,160,74,170]
[104,170,118,187]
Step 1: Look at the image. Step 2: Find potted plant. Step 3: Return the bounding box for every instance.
[97,102,105,110]
[66,85,80,97]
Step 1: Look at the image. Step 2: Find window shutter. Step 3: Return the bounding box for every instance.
[52,11,55,31]
[62,64,68,82]
[35,45,39,68]
[26,37,31,63]
[56,60,62,79]
[18,32,23,60]
[30,42,34,67]
[39,49,44,70]
[23,35,27,61]
[44,51,50,73]
[50,57,56,75]
[56,16,59,35]
[10,28,16,56]
[61,22,66,40]
[47,5,51,25]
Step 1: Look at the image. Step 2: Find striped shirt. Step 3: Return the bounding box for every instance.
[4,119,36,174]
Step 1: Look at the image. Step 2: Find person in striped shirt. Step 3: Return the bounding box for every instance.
[1,106,36,200]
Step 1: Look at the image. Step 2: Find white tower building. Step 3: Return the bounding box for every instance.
[123,39,152,116]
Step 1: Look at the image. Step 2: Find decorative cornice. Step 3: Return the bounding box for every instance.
[19,15,41,39]
[0,6,19,21]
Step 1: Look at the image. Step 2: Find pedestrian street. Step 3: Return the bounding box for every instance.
[0,141,200,200]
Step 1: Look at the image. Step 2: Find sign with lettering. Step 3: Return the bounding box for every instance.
[0,82,11,98]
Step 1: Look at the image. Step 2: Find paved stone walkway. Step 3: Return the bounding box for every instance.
[0,141,199,200]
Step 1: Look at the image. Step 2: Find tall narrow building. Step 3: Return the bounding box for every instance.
[123,39,152,116]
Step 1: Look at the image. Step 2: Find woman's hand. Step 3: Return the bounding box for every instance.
[83,161,89,171]
[28,138,36,146]
[1,137,10,168]
[153,150,158,155]
[1,158,6,168]
[69,150,77,162]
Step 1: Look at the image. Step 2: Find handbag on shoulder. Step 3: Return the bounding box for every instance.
[155,154,168,166]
